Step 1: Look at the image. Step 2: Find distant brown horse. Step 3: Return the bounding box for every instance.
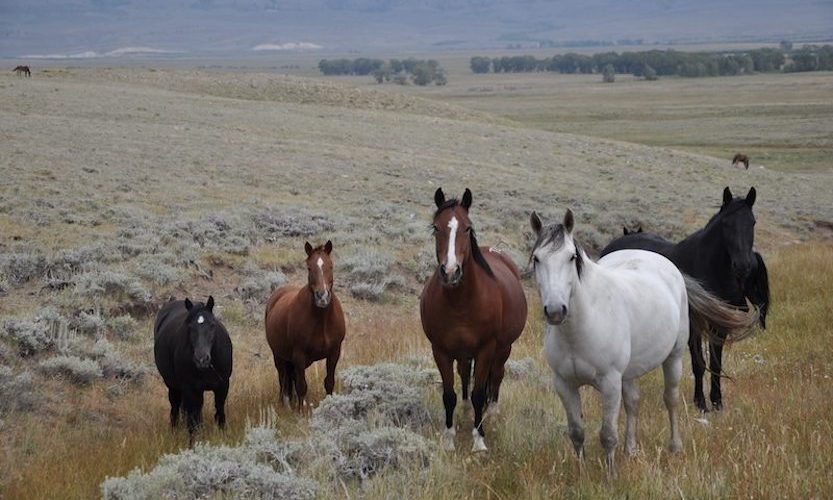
[265,240,345,411]
[420,188,528,452]
[732,153,750,169]
[13,65,31,77]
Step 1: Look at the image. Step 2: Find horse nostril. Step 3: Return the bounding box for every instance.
[561,305,568,316]
[544,305,549,317]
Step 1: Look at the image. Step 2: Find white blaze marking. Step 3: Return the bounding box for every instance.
[197,315,204,324]
[317,257,327,294]
[446,216,459,271]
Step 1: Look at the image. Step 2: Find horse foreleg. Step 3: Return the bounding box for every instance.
[663,354,684,453]
[471,347,494,453]
[688,330,707,412]
[182,389,205,447]
[598,373,622,482]
[621,378,640,456]
[709,339,725,411]
[292,359,308,414]
[432,347,457,450]
[324,347,341,395]
[553,375,585,461]
[167,388,182,428]
[213,380,229,429]
[457,358,472,401]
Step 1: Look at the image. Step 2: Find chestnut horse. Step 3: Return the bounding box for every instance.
[420,188,528,452]
[265,240,345,411]
[732,153,750,169]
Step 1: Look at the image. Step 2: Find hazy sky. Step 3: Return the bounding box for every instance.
[2,1,832,58]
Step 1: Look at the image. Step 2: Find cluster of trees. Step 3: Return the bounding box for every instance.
[318,58,447,86]
[470,45,833,79]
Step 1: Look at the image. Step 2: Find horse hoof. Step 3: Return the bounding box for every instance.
[625,445,637,457]
[471,429,488,453]
[712,401,723,411]
[442,427,456,451]
[669,441,682,454]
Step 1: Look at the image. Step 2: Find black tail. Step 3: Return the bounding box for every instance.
[743,252,770,329]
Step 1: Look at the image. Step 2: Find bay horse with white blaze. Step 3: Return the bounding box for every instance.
[154,296,233,445]
[420,188,527,452]
[265,240,345,411]
[530,209,757,479]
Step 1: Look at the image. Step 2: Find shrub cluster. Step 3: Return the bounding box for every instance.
[102,428,318,500]
[341,249,405,302]
[319,58,447,86]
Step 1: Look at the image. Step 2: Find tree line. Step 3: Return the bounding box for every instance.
[470,45,833,78]
[318,58,447,86]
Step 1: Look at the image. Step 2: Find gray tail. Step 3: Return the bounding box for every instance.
[684,275,759,345]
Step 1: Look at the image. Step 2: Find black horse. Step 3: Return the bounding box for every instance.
[154,296,233,443]
[601,186,769,412]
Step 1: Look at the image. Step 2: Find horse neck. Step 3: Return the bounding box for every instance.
[674,218,729,268]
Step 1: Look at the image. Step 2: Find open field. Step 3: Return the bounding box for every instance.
[1,67,832,498]
[330,68,833,174]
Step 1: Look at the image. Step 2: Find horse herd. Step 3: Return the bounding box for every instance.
[153,185,768,478]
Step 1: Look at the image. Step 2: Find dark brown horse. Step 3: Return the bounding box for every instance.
[420,188,528,452]
[732,153,750,169]
[13,65,31,77]
[265,240,345,411]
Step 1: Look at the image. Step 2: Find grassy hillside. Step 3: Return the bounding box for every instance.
[1,68,831,498]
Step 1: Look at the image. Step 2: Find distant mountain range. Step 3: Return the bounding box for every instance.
[2,0,832,58]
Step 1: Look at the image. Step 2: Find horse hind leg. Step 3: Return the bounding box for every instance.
[457,358,472,401]
[662,354,684,454]
[471,347,496,452]
[688,329,707,412]
[709,338,725,411]
[622,379,640,456]
[486,346,512,417]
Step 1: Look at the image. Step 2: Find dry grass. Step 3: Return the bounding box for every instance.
[1,67,832,498]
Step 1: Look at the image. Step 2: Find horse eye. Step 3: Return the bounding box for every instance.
[465,227,472,233]
[533,256,539,265]
[431,225,439,234]
[569,254,576,262]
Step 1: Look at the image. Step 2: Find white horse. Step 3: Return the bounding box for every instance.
[529,209,756,480]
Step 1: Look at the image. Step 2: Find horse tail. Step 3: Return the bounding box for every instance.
[684,275,758,345]
[744,252,770,329]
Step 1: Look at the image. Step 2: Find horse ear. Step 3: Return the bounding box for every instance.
[745,187,756,207]
[530,211,542,234]
[637,226,643,233]
[461,188,472,211]
[206,295,214,311]
[722,186,733,206]
[324,240,333,254]
[623,226,629,236]
[434,188,445,208]
[304,241,313,256]
[184,298,193,311]
[564,209,575,234]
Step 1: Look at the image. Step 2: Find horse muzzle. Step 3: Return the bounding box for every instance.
[314,290,331,308]
[544,304,568,325]
[439,264,463,288]
[194,354,212,370]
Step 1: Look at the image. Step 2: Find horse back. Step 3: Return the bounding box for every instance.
[600,232,673,258]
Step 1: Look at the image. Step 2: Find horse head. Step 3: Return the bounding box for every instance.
[718,186,757,282]
[184,296,220,370]
[530,209,584,325]
[304,240,334,308]
[432,187,481,288]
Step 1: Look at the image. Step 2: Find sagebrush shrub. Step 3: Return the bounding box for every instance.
[0,251,47,285]
[39,355,102,386]
[0,367,37,413]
